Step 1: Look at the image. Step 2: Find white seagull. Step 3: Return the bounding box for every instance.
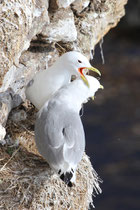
[25,51,101,110]
[35,75,103,187]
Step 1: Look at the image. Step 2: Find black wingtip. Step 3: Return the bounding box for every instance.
[60,171,73,187]
[68,181,73,187]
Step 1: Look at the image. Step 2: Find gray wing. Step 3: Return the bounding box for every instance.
[35,102,85,169]
[62,116,85,166]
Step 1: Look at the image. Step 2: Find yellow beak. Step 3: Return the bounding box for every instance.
[80,74,90,87]
[86,67,101,76]
[79,66,101,87]
[100,85,104,89]
[91,85,104,101]
[92,96,95,100]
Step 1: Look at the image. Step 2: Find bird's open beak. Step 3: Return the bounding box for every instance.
[78,66,101,87]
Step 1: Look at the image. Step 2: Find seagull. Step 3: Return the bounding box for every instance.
[25,51,101,110]
[35,75,103,187]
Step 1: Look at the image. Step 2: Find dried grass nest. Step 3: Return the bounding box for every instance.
[0,104,102,210]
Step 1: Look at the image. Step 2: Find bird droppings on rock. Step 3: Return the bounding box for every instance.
[41,8,77,43]
[0,124,6,144]
[11,109,27,123]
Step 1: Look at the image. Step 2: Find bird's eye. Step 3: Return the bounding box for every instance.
[78,60,82,63]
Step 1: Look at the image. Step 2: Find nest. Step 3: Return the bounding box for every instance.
[0,103,102,209]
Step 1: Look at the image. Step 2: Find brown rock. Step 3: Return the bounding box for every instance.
[49,0,75,10]
[72,0,90,13]
[0,0,49,86]
[41,8,77,42]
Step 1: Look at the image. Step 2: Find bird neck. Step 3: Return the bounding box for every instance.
[56,80,90,112]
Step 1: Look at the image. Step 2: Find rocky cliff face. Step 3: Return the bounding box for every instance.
[0,0,127,209]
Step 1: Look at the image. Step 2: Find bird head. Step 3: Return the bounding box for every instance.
[59,51,101,86]
[84,75,104,100]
